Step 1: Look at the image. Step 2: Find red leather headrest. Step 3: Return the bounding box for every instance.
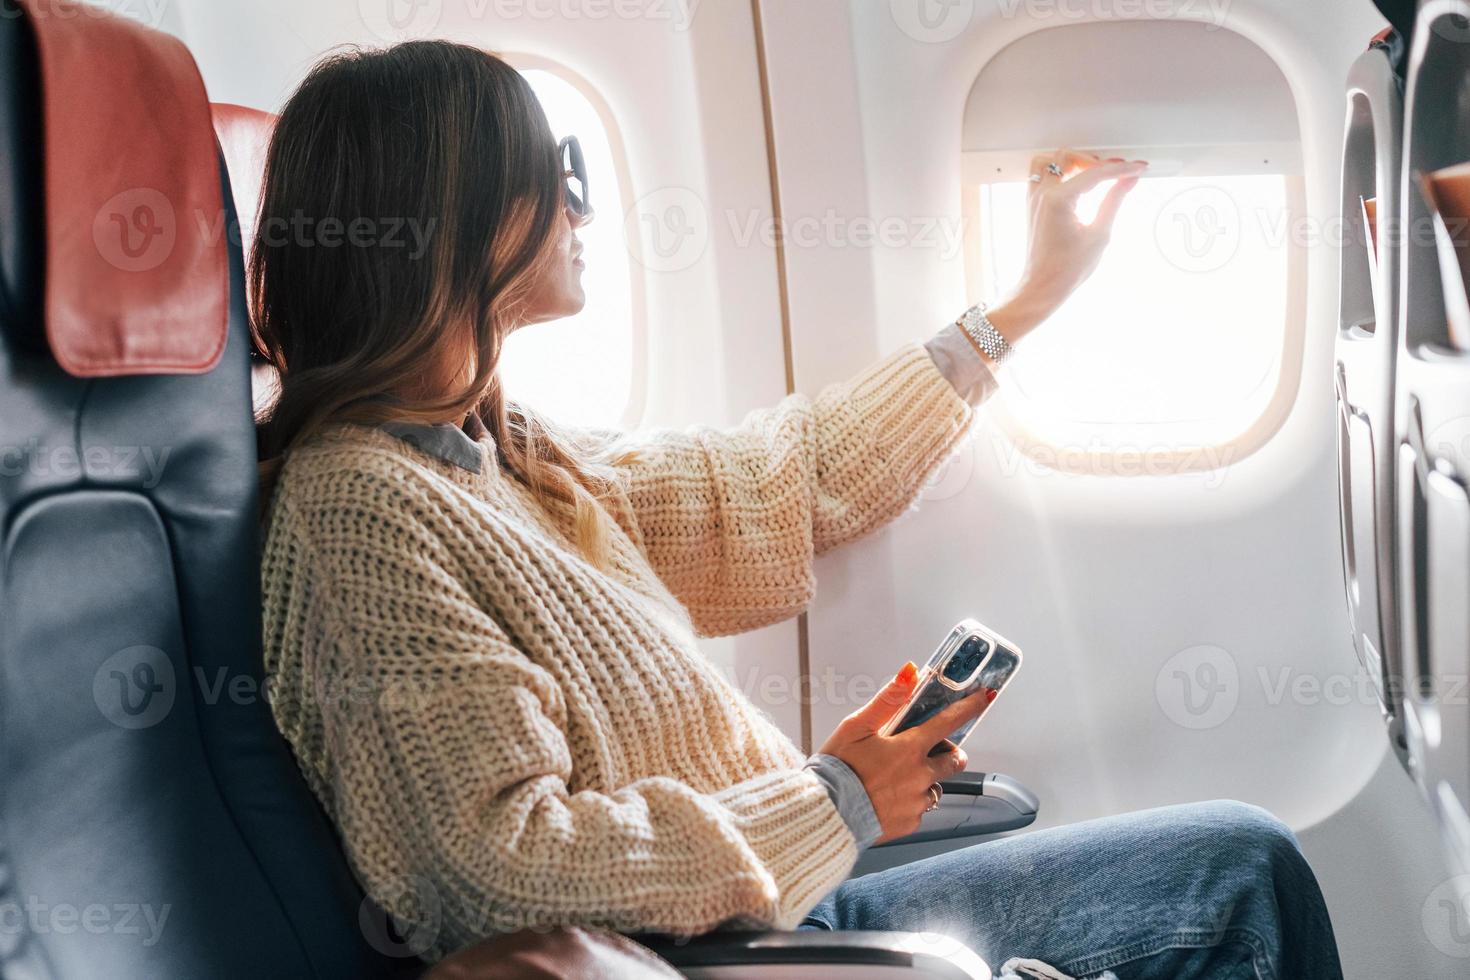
[212,103,277,258]
[24,0,227,377]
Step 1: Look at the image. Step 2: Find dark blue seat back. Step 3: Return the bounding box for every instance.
[0,4,412,976]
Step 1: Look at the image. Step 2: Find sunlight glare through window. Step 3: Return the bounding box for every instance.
[980,174,1289,455]
[499,68,635,428]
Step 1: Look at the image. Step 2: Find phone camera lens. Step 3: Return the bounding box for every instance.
[943,636,991,683]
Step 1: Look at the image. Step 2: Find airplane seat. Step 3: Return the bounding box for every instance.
[211,102,275,258]
[1370,0,1416,78]
[0,2,415,977]
[1335,29,1407,764]
[1393,0,1470,881]
[210,101,281,416]
[0,3,992,976]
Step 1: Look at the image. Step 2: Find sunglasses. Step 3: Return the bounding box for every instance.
[558,135,592,221]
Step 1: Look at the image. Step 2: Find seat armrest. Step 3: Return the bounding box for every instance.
[638,930,991,979]
[874,772,1039,848]
[419,926,682,979]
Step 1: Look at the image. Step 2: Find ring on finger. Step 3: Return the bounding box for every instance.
[925,783,943,812]
[1046,162,1064,177]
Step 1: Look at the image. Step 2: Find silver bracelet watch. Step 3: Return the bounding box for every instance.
[957,303,1015,366]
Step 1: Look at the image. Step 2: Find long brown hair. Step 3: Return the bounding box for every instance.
[252,41,633,568]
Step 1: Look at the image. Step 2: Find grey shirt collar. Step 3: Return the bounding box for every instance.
[379,421,486,474]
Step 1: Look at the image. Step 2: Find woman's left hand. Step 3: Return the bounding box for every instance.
[986,149,1148,346]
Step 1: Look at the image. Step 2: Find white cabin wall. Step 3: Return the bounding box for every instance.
[758,0,1380,830]
[757,0,1459,976]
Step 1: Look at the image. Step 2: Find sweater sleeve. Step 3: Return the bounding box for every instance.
[602,343,980,638]
[271,479,858,953]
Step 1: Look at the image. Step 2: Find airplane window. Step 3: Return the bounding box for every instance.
[975,172,1293,461]
[499,66,640,428]
[962,20,1303,474]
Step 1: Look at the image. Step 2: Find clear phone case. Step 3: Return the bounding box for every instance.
[879,618,1022,750]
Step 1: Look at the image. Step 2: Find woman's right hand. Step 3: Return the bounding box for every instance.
[817,662,997,845]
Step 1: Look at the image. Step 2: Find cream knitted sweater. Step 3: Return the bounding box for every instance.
[260,344,978,960]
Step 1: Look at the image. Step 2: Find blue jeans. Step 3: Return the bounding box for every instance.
[797,800,1343,980]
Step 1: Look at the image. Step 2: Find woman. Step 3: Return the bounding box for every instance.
[253,41,1343,979]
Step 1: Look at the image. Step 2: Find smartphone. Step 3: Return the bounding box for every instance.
[879,618,1022,753]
